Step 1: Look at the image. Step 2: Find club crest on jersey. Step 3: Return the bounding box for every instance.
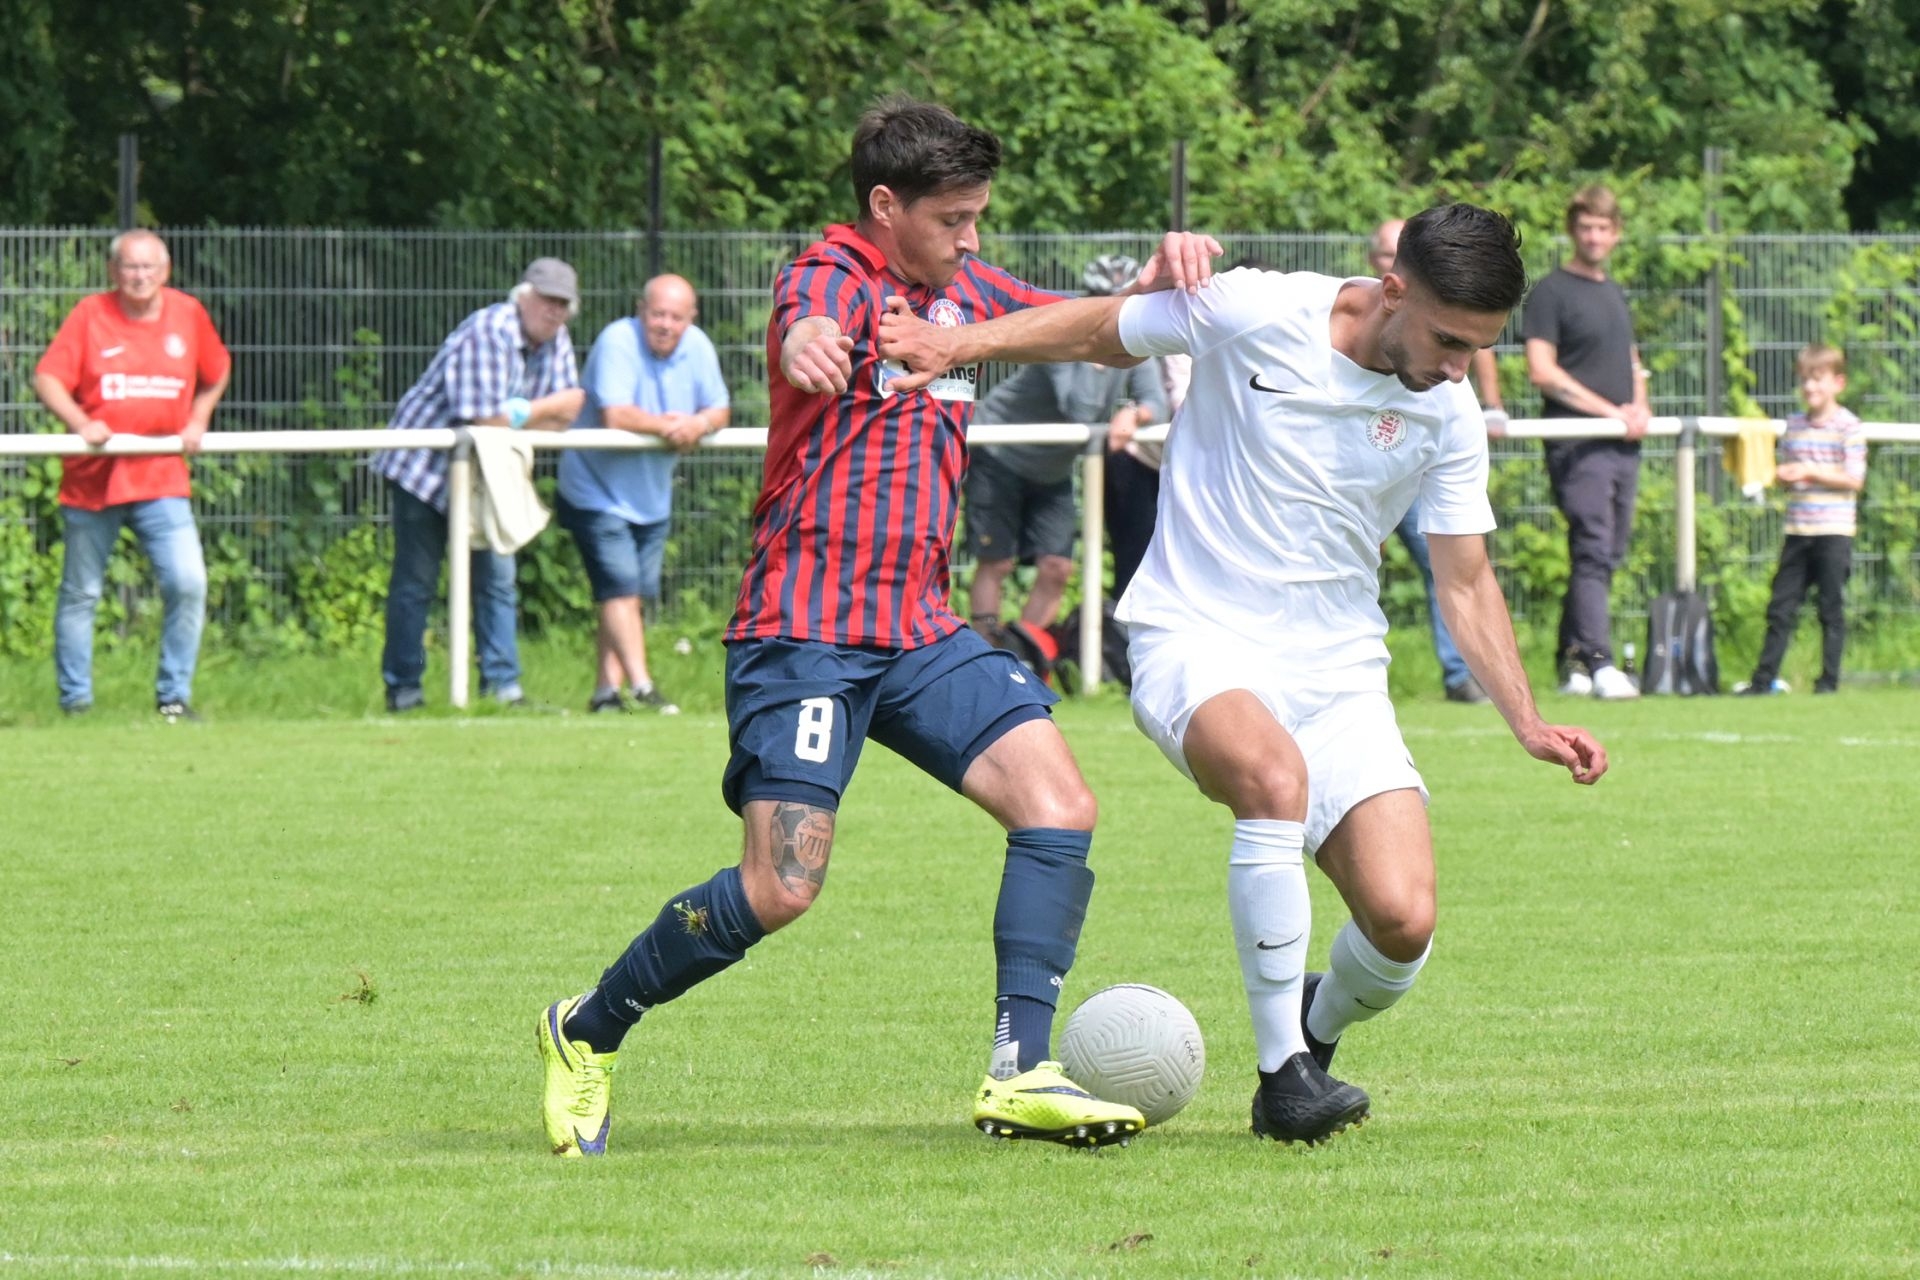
[1366,409,1408,452]
[928,298,965,328]
[163,334,186,359]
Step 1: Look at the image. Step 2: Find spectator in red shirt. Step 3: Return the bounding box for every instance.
[32,229,231,721]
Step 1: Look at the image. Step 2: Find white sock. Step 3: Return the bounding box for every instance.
[593,684,618,699]
[1306,919,1430,1046]
[1228,818,1312,1073]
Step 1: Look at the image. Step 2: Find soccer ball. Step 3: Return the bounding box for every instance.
[1058,984,1205,1126]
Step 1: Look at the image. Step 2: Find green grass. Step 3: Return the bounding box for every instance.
[2,663,1917,1278]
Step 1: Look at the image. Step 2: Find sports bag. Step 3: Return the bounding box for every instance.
[1642,590,1720,695]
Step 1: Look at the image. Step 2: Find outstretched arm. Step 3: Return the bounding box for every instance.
[1429,531,1609,785]
[875,231,1222,394]
[879,295,1132,387]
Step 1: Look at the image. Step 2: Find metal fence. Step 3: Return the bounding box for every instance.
[4,226,1919,640]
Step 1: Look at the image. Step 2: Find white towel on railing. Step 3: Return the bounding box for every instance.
[468,428,549,554]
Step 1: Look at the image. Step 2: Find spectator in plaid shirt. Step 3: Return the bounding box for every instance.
[373,258,585,712]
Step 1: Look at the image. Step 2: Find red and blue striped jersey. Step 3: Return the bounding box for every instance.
[728,224,1059,649]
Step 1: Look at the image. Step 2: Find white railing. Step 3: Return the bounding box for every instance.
[4,416,1915,704]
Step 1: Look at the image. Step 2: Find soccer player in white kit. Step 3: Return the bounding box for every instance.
[878,204,1609,1144]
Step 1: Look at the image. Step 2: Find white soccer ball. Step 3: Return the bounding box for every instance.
[1058,983,1205,1126]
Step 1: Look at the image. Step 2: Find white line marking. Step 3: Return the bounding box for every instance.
[0,1255,776,1279]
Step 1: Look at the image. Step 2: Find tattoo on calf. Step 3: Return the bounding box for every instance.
[768,803,834,898]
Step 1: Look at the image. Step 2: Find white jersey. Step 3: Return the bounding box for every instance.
[1115,268,1494,686]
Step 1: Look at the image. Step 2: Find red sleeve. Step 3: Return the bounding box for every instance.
[191,298,231,385]
[772,252,870,341]
[35,299,90,388]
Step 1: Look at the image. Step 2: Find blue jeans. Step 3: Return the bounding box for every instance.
[1395,503,1470,690]
[56,497,207,709]
[381,482,521,697]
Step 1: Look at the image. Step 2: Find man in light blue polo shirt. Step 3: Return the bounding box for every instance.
[558,274,730,713]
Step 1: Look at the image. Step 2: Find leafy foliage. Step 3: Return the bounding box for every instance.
[10,0,1911,233]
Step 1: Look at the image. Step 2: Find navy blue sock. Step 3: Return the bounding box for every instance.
[990,827,1094,1076]
[563,865,768,1054]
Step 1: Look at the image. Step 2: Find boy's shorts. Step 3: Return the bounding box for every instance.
[557,498,669,604]
[1126,624,1428,857]
[721,626,1059,815]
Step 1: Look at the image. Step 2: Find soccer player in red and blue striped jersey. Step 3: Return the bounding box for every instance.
[730,221,1056,647]
[537,94,1218,1155]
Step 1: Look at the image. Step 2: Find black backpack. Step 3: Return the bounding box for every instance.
[1642,590,1720,695]
[1050,599,1133,691]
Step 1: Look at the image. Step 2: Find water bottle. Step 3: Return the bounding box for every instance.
[1622,642,1638,689]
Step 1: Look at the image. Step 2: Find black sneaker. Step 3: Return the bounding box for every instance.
[1251,1051,1370,1145]
[386,687,425,713]
[155,699,202,723]
[1299,971,1339,1071]
[62,702,92,717]
[631,685,680,716]
[587,690,630,714]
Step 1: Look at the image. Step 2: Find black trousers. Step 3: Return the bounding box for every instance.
[1750,534,1852,690]
[1105,449,1161,599]
[1545,439,1641,671]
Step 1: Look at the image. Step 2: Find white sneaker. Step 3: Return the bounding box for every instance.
[1591,664,1641,700]
[1558,670,1593,697]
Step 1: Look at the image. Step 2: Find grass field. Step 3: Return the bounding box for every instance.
[3,657,1918,1278]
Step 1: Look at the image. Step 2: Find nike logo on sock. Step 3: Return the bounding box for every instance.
[1354,996,1390,1010]
[1255,932,1306,950]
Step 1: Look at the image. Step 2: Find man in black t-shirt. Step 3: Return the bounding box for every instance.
[1522,185,1650,701]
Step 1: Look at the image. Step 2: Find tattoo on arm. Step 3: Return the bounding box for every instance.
[766,803,834,899]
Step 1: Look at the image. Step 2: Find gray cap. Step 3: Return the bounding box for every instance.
[522,257,579,305]
[1082,253,1141,296]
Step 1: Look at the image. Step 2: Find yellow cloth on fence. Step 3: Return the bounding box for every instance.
[1723,424,1777,499]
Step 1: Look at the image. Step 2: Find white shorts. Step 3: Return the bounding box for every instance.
[1127,625,1428,857]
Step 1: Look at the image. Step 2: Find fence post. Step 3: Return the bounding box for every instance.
[1078,428,1105,695]
[1675,417,1698,593]
[446,431,474,709]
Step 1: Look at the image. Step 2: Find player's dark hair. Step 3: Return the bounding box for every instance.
[852,94,1002,218]
[1395,204,1528,313]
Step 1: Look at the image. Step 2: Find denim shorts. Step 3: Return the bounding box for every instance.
[720,627,1059,815]
[557,497,669,603]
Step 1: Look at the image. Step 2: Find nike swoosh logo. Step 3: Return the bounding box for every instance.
[1248,374,1300,395]
[570,1116,610,1156]
[1255,932,1305,950]
[102,346,125,358]
[1354,996,1390,1010]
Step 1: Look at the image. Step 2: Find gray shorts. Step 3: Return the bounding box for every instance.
[964,450,1077,563]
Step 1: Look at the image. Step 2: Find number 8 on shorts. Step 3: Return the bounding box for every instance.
[794,697,835,763]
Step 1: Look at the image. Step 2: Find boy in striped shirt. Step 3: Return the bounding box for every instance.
[1741,344,1867,695]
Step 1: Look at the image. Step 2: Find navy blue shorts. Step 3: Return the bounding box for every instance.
[721,627,1060,815]
[557,497,669,604]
